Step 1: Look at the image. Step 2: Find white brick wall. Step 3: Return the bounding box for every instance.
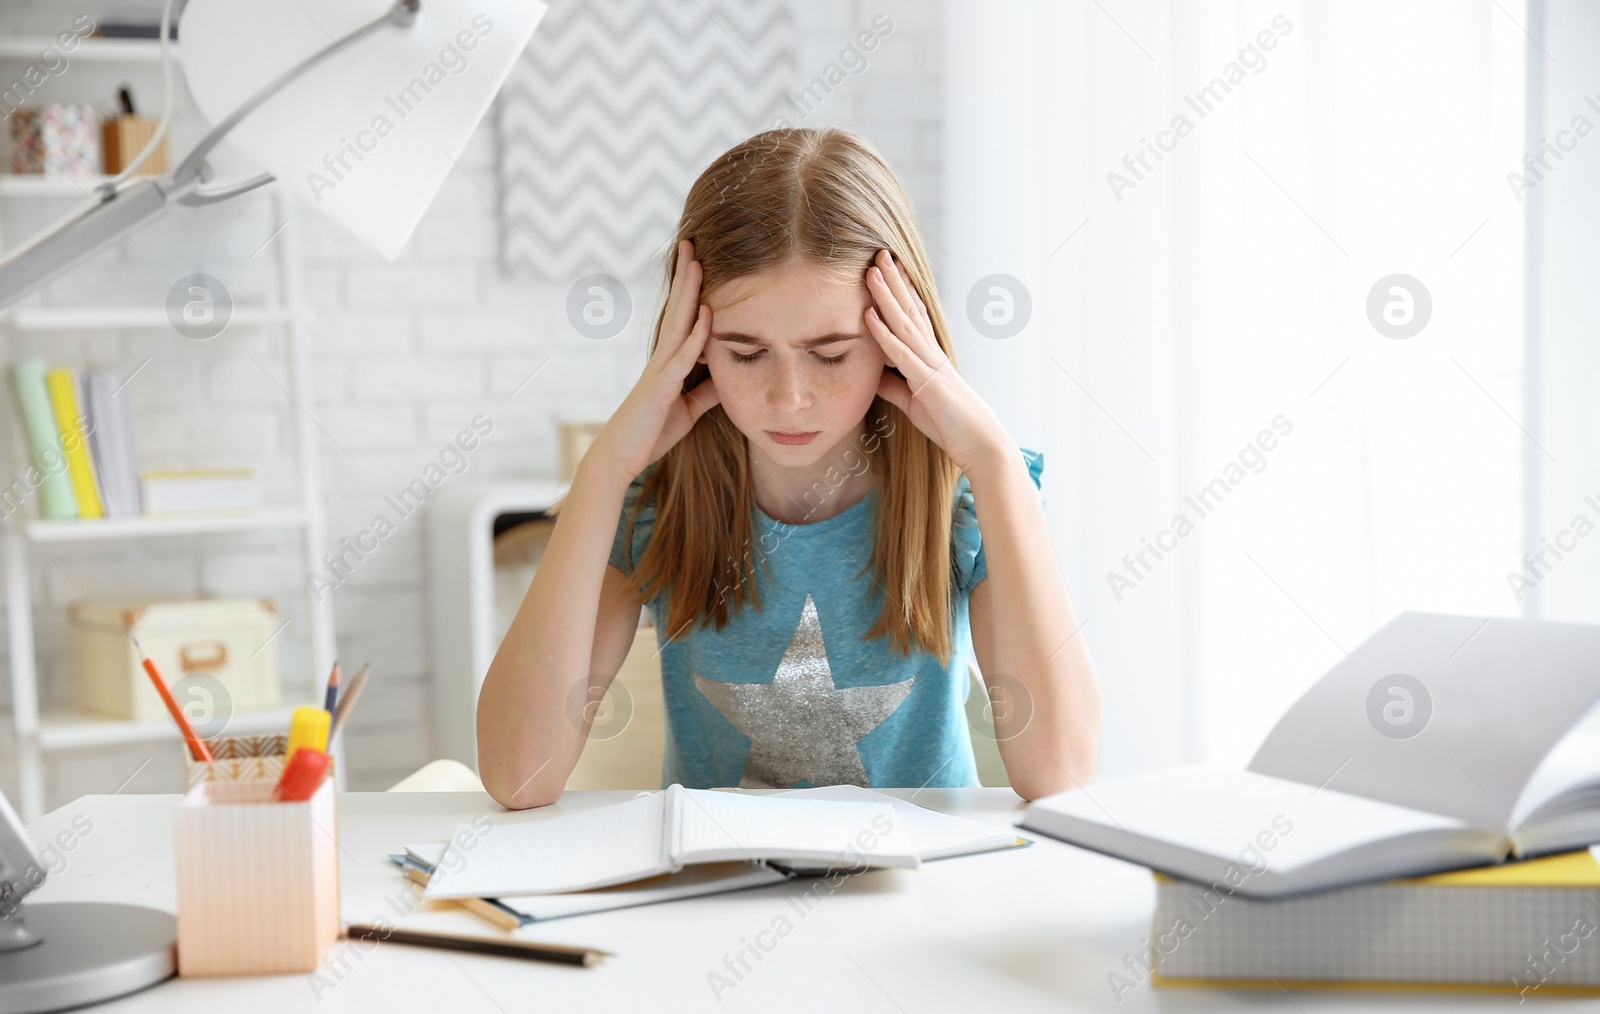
[0,0,944,802]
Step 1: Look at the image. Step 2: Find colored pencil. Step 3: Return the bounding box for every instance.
[323,660,340,715]
[135,639,213,763]
[330,663,369,740]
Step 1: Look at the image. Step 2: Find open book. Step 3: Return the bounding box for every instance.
[1021,612,1600,897]
[420,783,1023,902]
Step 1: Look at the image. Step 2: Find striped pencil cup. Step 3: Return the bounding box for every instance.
[174,775,340,976]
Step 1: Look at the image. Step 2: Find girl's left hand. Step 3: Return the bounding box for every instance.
[864,248,1009,474]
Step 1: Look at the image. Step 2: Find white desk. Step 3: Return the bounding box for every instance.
[25,789,1547,1012]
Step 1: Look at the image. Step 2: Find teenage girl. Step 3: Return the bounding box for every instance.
[478,126,1099,807]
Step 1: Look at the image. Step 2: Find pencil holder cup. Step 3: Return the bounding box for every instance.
[182,732,337,787]
[175,735,340,976]
[174,778,338,976]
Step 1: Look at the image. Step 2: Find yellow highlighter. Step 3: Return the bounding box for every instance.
[286,706,331,763]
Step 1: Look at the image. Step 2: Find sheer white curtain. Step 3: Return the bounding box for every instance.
[943,0,1529,775]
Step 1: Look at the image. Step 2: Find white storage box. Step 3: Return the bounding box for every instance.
[69,597,282,722]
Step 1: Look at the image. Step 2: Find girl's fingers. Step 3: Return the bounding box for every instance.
[665,303,711,376]
[654,242,686,360]
[867,255,946,371]
[657,241,700,363]
[669,253,702,356]
[864,303,937,393]
[879,250,932,324]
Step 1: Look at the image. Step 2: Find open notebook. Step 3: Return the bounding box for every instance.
[411,784,1025,913]
[393,852,791,923]
[1021,612,1600,898]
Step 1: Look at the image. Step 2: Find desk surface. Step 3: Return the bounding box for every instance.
[26,788,1567,1013]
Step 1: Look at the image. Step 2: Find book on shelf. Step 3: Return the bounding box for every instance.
[7,357,267,522]
[6,361,149,521]
[44,366,104,518]
[140,468,259,515]
[83,368,143,517]
[7,358,77,519]
[1020,612,1600,898]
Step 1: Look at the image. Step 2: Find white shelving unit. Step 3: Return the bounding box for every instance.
[0,38,179,63]
[0,40,338,818]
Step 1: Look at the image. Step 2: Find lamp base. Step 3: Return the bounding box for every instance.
[0,903,175,1013]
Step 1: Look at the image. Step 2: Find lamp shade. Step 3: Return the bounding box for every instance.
[179,0,546,259]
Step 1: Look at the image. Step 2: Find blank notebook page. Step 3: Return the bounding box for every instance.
[775,784,1018,859]
[422,790,668,898]
[677,789,919,867]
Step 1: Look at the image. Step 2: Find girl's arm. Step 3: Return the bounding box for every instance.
[475,458,645,809]
[860,247,1100,800]
[477,239,721,809]
[965,449,1100,800]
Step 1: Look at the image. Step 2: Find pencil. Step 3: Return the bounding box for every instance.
[330,663,369,740]
[135,639,213,763]
[400,862,521,932]
[342,924,609,966]
[323,660,340,715]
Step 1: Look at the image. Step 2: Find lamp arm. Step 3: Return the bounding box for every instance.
[169,0,420,189]
[0,0,423,310]
[178,172,276,206]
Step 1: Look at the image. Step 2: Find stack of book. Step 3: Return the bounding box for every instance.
[7,359,140,519]
[7,358,259,520]
[1146,848,1600,998]
[1020,612,1600,996]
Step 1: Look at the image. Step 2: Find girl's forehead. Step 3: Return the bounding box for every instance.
[708,260,867,321]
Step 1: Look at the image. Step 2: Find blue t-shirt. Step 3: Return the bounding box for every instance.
[608,446,1045,790]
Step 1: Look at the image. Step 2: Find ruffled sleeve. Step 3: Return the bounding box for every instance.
[608,466,659,578]
[953,446,1045,596]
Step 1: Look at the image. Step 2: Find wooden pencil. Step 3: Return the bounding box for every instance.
[343,924,610,967]
[400,862,521,932]
[329,663,369,740]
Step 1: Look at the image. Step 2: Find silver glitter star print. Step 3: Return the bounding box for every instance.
[693,593,916,788]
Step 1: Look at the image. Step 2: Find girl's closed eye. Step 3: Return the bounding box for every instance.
[728,349,848,366]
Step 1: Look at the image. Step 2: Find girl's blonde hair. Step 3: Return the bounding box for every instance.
[617,126,963,663]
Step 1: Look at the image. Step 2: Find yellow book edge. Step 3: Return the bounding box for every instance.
[1151,847,1600,888]
[140,468,254,480]
[1150,972,1600,996]
[44,367,103,519]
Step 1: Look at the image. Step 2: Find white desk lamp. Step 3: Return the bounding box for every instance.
[0,0,546,308]
[0,2,546,1009]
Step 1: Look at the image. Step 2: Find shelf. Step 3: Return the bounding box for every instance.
[0,181,337,820]
[24,507,309,543]
[37,704,297,750]
[0,174,287,199]
[5,305,307,330]
[0,174,120,197]
[0,38,177,63]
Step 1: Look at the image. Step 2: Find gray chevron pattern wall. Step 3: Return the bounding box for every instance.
[497,0,798,279]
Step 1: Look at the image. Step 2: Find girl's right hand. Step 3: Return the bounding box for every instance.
[588,239,722,484]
